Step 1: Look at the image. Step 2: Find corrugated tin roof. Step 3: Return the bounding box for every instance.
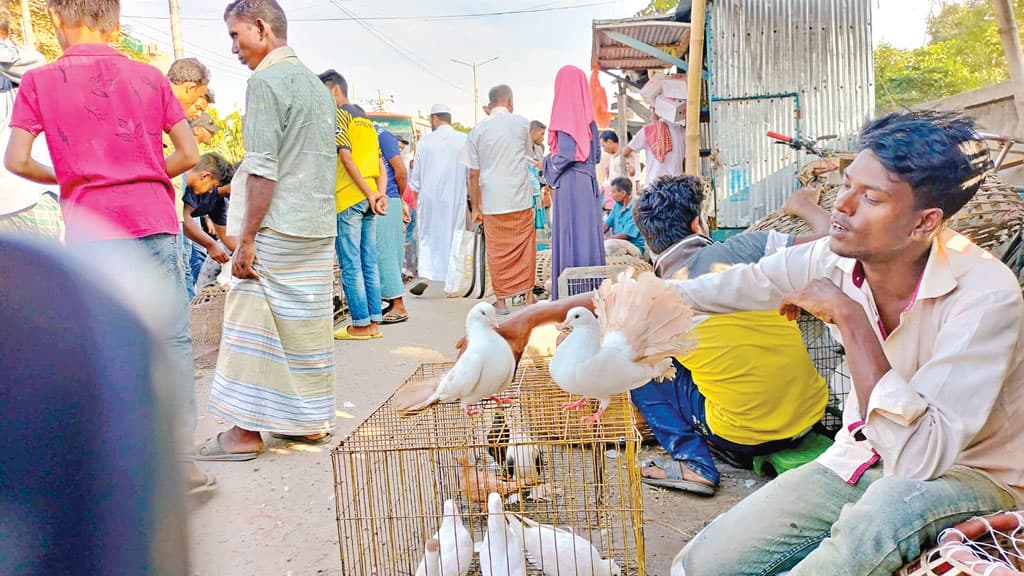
[592,14,691,71]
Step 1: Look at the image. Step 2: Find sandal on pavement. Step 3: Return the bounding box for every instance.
[640,456,716,495]
[381,311,409,325]
[271,433,334,446]
[194,432,259,462]
[334,327,377,340]
[410,281,429,296]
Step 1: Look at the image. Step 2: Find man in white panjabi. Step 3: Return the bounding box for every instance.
[408,104,468,295]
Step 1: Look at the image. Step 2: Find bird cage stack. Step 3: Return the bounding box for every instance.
[332,355,646,575]
[796,313,850,433]
[557,257,654,302]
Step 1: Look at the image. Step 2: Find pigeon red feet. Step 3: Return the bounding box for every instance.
[561,397,590,412]
[489,395,516,406]
[580,407,607,424]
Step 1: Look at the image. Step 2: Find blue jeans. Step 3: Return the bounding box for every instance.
[673,462,1015,576]
[630,359,797,485]
[336,200,382,327]
[375,197,405,299]
[178,224,195,301]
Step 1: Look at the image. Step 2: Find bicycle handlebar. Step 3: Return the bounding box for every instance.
[766,131,792,143]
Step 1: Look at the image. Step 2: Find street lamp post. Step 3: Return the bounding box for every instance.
[451,56,499,125]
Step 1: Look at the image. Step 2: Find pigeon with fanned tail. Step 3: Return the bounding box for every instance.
[394,302,516,415]
[414,499,473,576]
[550,270,694,422]
[478,492,527,576]
[506,512,622,576]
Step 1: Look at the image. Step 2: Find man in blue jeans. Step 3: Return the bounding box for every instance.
[320,71,388,340]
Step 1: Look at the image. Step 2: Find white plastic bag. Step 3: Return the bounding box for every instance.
[444,224,488,299]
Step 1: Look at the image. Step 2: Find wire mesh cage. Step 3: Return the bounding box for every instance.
[332,355,646,576]
[796,313,850,434]
[899,510,1024,576]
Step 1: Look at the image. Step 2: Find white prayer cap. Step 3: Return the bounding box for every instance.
[429,104,451,116]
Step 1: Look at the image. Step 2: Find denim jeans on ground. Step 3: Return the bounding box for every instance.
[336,200,382,327]
[672,462,1016,576]
[88,233,195,435]
[188,228,207,289]
[403,208,417,277]
[630,359,802,485]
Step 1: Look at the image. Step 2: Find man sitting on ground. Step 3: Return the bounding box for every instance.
[477,175,833,496]
[497,111,1024,574]
[603,176,645,257]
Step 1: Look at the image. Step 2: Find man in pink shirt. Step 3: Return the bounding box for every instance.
[3,0,210,493]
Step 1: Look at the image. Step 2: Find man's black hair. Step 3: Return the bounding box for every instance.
[432,112,452,124]
[224,0,288,40]
[634,175,705,254]
[318,69,348,97]
[600,130,619,144]
[858,110,991,218]
[195,152,235,186]
[610,176,632,196]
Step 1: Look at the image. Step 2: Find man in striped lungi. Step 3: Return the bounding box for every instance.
[197,0,338,460]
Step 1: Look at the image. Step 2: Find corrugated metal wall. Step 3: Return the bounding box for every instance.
[708,0,874,228]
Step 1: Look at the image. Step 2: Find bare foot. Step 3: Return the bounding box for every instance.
[347,324,379,337]
[642,459,715,487]
[388,297,409,317]
[219,425,264,453]
[782,186,822,216]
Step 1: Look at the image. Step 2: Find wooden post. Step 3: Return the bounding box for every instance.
[19,0,34,48]
[993,0,1024,137]
[617,79,628,180]
[684,0,707,175]
[168,0,184,60]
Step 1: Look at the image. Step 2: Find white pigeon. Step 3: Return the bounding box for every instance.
[398,302,516,415]
[506,512,622,576]
[550,270,694,422]
[478,492,527,576]
[417,538,441,576]
[414,499,473,576]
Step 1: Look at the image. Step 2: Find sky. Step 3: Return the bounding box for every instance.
[118,0,938,124]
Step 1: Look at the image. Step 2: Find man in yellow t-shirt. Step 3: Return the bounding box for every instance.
[627,177,832,495]
[319,70,388,340]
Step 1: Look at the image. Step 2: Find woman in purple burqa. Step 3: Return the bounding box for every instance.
[544,65,605,300]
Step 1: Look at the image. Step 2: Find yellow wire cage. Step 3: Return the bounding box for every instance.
[332,355,646,575]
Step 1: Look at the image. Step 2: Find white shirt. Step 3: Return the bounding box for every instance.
[674,230,1024,503]
[408,124,468,282]
[464,107,533,215]
[0,40,52,216]
[628,122,686,188]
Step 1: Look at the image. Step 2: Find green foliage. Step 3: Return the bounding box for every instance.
[200,107,246,164]
[9,0,151,64]
[636,0,678,17]
[875,0,1024,111]
[451,122,472,134]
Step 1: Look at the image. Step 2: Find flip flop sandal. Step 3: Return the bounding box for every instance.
[271,433,334,446]
[334,328,376,340]
[381,299,395,315]
[381,312,409,325]
[410,281,429,296]
[640,456,716,495]
[187,472,219,495]
[194,432,259,462]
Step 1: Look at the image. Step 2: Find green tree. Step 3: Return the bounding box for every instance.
[875,0,1024,111]
[451,121,472,134]
[636,0,678,17]
[201,107,245,164]
[9,0,152,63]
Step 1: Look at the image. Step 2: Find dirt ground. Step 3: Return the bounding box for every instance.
[187,286,766,576]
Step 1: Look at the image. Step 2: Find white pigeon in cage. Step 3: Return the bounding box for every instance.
[550,270,694,422]
[478,492,527,576]
[397,301,517,415]
[416,538,441,576]
[506,512,622,576]
[414,499,473,576]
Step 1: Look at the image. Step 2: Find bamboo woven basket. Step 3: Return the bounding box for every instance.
[748,174,1024,253]
[190,284,228,347]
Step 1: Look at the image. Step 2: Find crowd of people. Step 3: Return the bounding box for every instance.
[3,1,1023,575]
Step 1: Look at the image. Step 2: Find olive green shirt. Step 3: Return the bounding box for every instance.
[227,46,336,239]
